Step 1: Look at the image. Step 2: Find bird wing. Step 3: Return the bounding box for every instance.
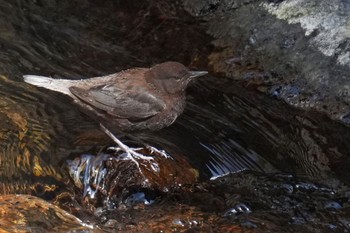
[69,84,166,120]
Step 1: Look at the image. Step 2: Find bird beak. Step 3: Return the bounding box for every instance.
[189,71,208,78]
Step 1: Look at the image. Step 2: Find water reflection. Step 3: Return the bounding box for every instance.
[55,73,350,215]
[0,0,348,188]
[0,0,350,231]
[0,194,95,232]
[138,76,350,183]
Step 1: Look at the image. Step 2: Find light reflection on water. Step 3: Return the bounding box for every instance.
[136,76,350,183]
[0,0,350,231]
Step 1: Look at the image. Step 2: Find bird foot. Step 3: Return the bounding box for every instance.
[100,124,154,162]
[146,145,170,158]
[107,146,154,161]
[105,146,147,172]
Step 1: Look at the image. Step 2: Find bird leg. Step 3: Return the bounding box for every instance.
[99,124,154,162]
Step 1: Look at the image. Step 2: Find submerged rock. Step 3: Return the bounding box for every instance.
[0,194,96,232]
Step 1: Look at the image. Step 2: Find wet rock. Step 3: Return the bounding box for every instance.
[2,0,350,231]
[183,0,350,124]
[80,170,350,232]
[66,146,198,210]
[98,197,247,233]
[0,194,96,232]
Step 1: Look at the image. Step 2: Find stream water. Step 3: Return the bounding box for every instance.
[1,0,350,232]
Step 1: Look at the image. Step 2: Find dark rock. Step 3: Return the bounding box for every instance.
[184,0,350,123]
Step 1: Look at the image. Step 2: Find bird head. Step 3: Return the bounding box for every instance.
[146,62,207,94]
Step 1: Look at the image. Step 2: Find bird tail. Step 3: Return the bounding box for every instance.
[23,75,76,96]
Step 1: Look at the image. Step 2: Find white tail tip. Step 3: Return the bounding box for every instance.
[23,75,53,86]
[23,75,74,96]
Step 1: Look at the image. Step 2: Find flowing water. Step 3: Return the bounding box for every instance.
[1,0,350,232]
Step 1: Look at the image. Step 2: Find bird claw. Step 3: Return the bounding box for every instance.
[100,124,155,162]
[146,145,170,159]
[100,124,172,174]
[107,146,154,161]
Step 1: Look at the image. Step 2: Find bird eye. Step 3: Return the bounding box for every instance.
[176,70,189,79]
[170,75,182,80]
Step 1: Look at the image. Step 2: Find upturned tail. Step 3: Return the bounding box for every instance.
[23,75,76,96]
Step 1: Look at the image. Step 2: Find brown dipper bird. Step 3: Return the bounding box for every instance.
[23,62,207,161]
